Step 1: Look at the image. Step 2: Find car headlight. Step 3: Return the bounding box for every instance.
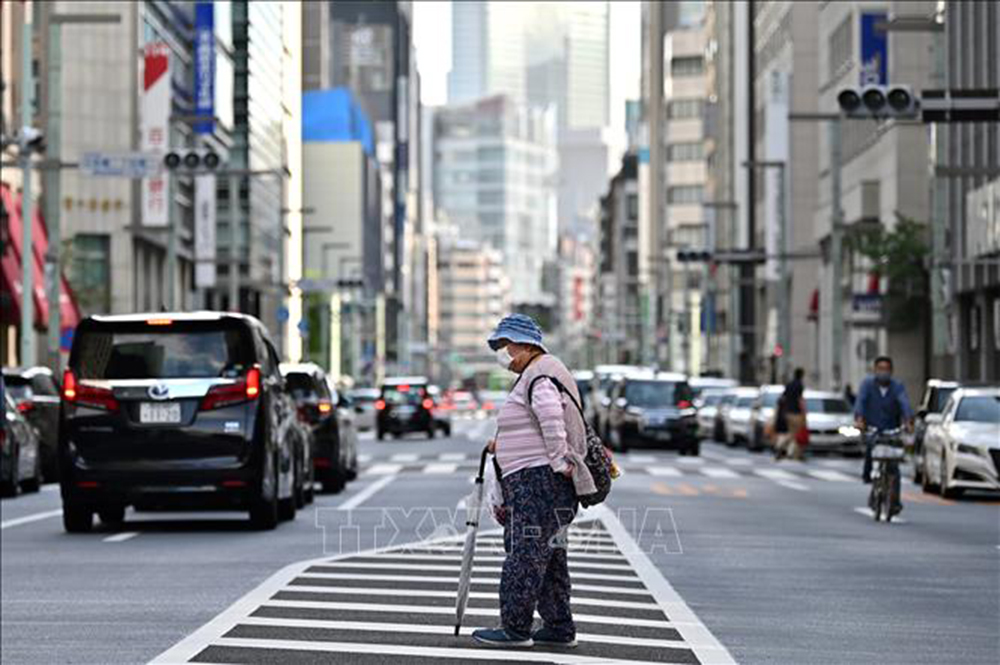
[838,425,861,438]
[956,443,983,456]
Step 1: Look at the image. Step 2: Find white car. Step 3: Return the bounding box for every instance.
[725,387,760,446]
[802,390,862,454]
[348,388,380,432]
[749,384,784,451]
[696,389,728,440]
[921,387,1000,498]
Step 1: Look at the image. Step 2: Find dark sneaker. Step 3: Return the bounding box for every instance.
[891,503,903,516]
[532,626,578,648]
[471,627,534,648]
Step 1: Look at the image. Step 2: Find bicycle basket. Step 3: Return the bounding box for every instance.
[871,444,905,460]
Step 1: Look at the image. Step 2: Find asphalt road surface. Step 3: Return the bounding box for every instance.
[2,418,998,664]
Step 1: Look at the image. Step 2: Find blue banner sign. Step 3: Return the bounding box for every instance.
[859,12,887,86]
[193,2,215,134]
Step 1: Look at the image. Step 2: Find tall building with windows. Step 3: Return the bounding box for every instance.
[448,1,527,106]
[432,95,557,308]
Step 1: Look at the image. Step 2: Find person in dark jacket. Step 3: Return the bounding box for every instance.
[775,368,806,460]
[854,356,913,487]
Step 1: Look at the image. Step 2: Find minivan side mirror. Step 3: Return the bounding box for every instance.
[924,413,943,426]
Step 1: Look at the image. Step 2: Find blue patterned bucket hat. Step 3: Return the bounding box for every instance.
[487,313,547,352]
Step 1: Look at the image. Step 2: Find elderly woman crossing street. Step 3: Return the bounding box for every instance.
[471,314,597,649]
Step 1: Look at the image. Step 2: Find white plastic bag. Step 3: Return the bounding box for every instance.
[485,456,505,526]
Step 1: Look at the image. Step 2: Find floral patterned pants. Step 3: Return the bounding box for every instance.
[499,464,578,639]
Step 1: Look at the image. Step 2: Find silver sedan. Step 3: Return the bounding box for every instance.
[921,387,1000,498]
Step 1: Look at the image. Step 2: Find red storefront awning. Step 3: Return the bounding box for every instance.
[1,183,81,335]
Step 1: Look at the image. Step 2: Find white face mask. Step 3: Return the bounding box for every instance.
[495,347,514,370]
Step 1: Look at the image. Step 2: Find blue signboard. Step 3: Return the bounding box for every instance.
[193,2,215,134]
[859,13,888,86]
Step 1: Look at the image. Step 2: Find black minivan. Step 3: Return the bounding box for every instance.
[59,312,301,532]
[376,376,436,439]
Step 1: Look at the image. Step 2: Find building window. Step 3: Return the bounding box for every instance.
[828,15,853,82]
[671,56,704,77]
[627,193,639,220]
[669,99,703,118]
[667,186,704,204]
[71,234,111,313]
[477,146,504,162]
[668,142,704,161]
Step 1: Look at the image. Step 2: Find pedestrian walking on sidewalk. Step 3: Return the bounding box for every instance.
[472,313,596,649]
[775,368,807,460]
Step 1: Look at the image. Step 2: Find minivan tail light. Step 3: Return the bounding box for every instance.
[246,367,260,399]
[201,368,260,411]
[62,369,119,411]
[422,398,434,410]
[16,401,34,413]
[678,400,692,409]
[318,401,333,414]
[375,400,386,411]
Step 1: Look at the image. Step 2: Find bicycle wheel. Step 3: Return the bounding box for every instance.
[871,477,883,522]
[882,475,894,523]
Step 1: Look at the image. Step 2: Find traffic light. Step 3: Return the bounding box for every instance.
[676,250,712,263]
[837,85,918,119]
[163,149,222,172]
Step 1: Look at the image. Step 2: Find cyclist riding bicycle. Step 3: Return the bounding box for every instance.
[853,355,913,514]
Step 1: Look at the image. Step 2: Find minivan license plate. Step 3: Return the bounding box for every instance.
[140,402,182,424]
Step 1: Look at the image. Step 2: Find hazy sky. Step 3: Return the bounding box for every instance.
[412,1,641,137]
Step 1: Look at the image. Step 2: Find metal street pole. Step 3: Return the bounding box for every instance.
[830,117,844,389]
[20,9,35,366]
[228,172,240,311]
[166,175,177,309]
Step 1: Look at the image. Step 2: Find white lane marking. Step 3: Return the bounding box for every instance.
[676,457,705,465]
[289,584,653,610]
[337,475,395,512]
[390,453,419,462]
[263,600,676,630]
[422,463,458,474]
[237,616,689,649]
[294,569,640,584]
[365,463,403,475]
[102,531,139,543]
[438,453,467,461]
[806,469,855,482]
[701,466,740,479]
[648,466,682,477]
[208,636,673,664]
[41,483,60,492]
[282,582,653,598]
[725,458,753,466]
[357,454,373,464]
[308,559,634,573]
[776,480,810,492]
[0,509,62,530]
[754,468,797,481]
[853,507,908,524]
[624,454,656,464]
[594,504,737,662]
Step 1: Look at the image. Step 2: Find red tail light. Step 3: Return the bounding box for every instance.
[422,398,434,410]
[483,401,495,411]
[678,400,692,409]
[246,367,260,399]
[201,367,261,411]
[318,401,333,414]
[62,369,119,411]
[63,369,77,401]
[375,400,386,411]
[16,401,34,413]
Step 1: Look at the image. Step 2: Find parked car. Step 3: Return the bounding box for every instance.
[59,312,301,532]
[426,385,453,436]
[477,390,508,418]
[573,370,594,412]
[801,390,863,455]
[725,387,760,447]
[3,366,61,481]
[689,376,738,402]
[749,385,785,452]
[348,387,380,432]
[713,390,740,443]
[2,391,42,497]
[695,389,728,441]
[911,379,959,483]
[920,387,1000,498]
[588,365,641,436]
[606,372,699,455]
[376,377,436,439]
[281,363,357,495]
